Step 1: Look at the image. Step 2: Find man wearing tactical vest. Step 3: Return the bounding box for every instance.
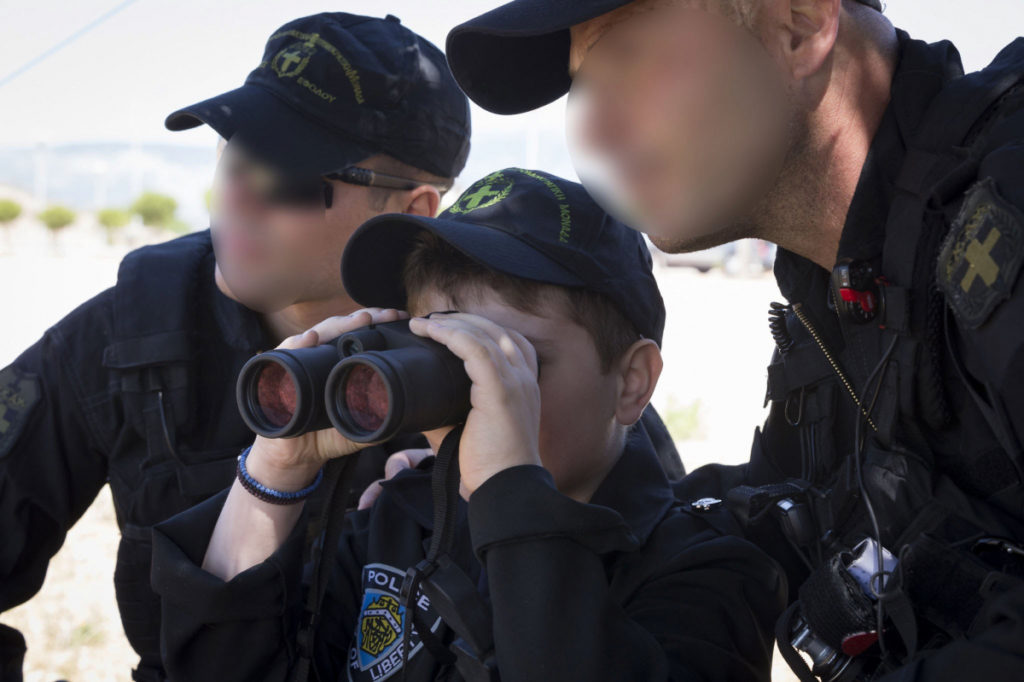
[446,0,1024,679]
[0,13,472,682]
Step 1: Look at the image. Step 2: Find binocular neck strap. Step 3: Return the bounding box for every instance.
[400,424,468,680]
[290,455,355,682]
[428,424,466,562]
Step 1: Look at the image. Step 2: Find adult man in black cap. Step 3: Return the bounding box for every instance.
[446,1,1024,679]
[0,13,471,682]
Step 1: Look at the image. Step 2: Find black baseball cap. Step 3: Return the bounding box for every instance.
[446,0,883,115]
[342,168,665,345]
[166,13,471,179]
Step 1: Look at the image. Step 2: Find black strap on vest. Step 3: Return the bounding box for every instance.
[290,456,357,682]
[399,425,463,672]
[398,425,500,682]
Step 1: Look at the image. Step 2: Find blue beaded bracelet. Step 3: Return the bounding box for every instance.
[236,446,324,505]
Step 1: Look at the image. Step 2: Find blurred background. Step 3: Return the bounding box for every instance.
[0,1,1021,679]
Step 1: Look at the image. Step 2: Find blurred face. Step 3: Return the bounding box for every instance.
[413,287,624,499]
[210,142,391,313]
[568,0,797,252]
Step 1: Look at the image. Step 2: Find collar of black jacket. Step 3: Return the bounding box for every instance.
[773,30,965,306]
[380,420,676,546]
[588,421,677,543]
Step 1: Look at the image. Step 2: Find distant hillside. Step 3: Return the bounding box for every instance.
[0,129,576,228]
[0,142,217,228]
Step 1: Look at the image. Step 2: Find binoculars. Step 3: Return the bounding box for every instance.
[236,320,471,442]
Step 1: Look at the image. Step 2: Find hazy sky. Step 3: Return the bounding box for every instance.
[0,0,1021,153]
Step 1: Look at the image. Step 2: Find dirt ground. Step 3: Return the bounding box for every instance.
[0,223,798,681]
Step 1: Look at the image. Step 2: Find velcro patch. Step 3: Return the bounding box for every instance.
[0,366,42,458]
[937,177,1024,328]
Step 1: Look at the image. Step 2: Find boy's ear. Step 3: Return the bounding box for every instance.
[614,339,663,427]
[402,185,441,218]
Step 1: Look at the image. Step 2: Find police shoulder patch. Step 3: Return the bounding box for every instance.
[0,366,42,459]
[937,177,1024,328]
[348,563,442,682]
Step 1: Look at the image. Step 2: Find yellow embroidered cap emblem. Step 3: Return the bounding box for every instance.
[272,35,317,78]
[447,171,514,215]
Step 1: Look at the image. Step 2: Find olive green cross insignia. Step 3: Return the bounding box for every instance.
[937,177,1024,329]
[462,185,503,210]
[277,50,304,74]
[448,172,514,214]
[961,228,1002,292]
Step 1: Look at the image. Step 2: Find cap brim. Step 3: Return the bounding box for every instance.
[165,84,375,175]
[341,212,585,310]
[446,0,631,115]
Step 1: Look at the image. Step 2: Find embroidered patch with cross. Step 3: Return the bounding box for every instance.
[0,366,41,459]
[446,171,514,215]
[272,38,317,78]
[348,563,442,682]
[937,177,1024,329]
[263,29,363,104]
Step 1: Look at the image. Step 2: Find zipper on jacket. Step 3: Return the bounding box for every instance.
[792,303,878,432]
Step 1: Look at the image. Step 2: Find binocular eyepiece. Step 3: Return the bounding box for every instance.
[236,320,471,442]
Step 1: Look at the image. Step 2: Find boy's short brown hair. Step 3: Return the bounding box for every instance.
[402,231,642,372]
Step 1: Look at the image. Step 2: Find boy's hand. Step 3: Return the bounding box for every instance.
[409,312,542,496]
[246,308,409,492]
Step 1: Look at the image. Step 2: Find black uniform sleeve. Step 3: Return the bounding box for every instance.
[900,143,1024,680]
[946,144,1024,456]
[151,489,368,682]
[0,291,114,612]
[468,465,786,682]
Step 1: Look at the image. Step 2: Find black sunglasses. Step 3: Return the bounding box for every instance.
[220,150,446,210]
[321,167,450,209]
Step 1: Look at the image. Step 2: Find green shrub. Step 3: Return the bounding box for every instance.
[38,205,76,232]
[131,192,177,227]
[0,199,22,224]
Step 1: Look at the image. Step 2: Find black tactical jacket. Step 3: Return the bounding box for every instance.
[151,425,785,682]
[0,231,400,681]
[679,32,1024,680]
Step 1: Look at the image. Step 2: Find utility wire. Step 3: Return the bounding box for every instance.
[0,0,143,90]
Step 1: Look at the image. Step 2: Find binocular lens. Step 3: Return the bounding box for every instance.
[238,320,470,441]
[341,363,390,433]
[255,362,297,428]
